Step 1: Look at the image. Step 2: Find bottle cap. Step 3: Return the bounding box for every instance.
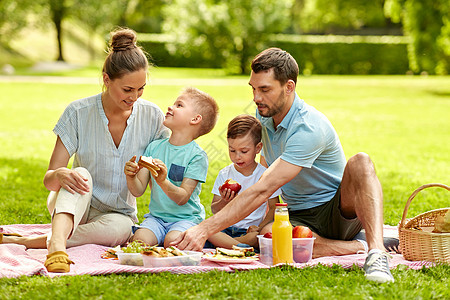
[275,203,288,206]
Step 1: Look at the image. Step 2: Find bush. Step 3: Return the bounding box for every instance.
[138,33,410,74]
[138,34,221,68]
[269,34,410,75]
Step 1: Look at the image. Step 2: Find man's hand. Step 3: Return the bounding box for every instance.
[170,225,208,251]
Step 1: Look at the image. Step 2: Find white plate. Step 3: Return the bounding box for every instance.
[203,253,258,264]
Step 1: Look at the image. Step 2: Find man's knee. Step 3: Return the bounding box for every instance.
[346,152,376,177]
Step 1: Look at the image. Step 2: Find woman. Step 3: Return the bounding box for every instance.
[1,28,169,273]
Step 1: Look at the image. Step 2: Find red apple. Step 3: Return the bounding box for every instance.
[220,179,242,194]
[293,248,311,263]
[263,232,272,239]
[292,226,313,238]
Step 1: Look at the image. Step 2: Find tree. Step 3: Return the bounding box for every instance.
[385,0,450,74]
[0,0,38,47]
[125,0,167,33]
[162,0,294,74]
[71,0,131,61]
[49,0,66,61]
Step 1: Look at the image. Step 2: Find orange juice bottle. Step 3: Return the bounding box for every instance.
[272,203,293,264]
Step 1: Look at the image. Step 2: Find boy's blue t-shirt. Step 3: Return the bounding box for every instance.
[143,138,207,223]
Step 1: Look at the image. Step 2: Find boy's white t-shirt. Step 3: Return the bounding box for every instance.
[212,163,282,229]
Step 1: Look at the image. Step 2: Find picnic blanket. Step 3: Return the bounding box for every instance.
[0,224,434,278]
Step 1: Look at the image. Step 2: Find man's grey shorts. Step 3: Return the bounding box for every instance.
[289,186,362,240]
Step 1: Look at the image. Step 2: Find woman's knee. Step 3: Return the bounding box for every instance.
[97,214,133,246]
[73,167,93,183]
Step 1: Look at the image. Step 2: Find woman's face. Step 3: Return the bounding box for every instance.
[103,69,147,112]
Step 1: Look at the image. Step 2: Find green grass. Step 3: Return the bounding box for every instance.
[0,69,449,298]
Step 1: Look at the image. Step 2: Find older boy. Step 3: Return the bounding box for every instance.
[124,87,219,248]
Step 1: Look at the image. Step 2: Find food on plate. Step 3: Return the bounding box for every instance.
[432,211,450,233]
[209,245,257,260]
[141,246,187,257]
[102,240,187,259]
[118,252,144,266]
[138,155,160,177]
[263,232,273,238]
[292,225,313,238]
[101,245,121,259]
[121,240,149,253]
[220,179,242,194]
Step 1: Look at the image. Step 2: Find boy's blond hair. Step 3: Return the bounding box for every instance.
[183,87,219,138]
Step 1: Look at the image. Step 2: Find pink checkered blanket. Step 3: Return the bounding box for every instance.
[0,224,434,278]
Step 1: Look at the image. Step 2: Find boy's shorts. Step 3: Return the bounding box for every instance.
[134,214,198,246]
[289,186,362,241]
[222,226,248,238]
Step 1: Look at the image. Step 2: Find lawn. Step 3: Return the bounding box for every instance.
[0,69,449,299]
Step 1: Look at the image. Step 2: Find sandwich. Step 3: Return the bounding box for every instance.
[138,156,160,177]
[211,245,256,259]
[141,246,187,257]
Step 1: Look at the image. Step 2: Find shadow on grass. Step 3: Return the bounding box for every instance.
[427,89,450,98]
[0,157,51,224]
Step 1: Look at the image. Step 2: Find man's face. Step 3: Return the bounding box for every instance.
[248,69,287,118]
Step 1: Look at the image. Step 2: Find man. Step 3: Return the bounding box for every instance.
[172,48,394,283]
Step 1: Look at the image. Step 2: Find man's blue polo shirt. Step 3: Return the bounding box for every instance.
[257,93,346,210]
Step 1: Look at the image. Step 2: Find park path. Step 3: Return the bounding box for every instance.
[0,75,246,86]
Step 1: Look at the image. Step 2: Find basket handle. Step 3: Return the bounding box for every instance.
[399,183,450,229]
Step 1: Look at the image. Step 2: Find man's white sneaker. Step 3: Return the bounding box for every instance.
[363,251,394,283]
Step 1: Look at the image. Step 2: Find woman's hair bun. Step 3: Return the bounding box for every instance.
[103,27,148,80]
[110,28,137,52]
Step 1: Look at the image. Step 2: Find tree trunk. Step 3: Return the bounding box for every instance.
[50,0,65,61]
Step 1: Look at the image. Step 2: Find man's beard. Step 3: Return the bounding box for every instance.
[257,90,286,118]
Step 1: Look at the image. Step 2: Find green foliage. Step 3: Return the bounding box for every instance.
[385,0,450,74]
[294,0,388,33]
[125,0,167,33]
[139,33,410,74]
[270,34,410,74]
[0,0,41,45]
[162,0,294,74]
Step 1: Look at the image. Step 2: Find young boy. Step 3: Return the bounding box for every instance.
[207,114,281,248]
[124,87,219,248]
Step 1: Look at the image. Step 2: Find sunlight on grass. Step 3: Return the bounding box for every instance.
[0,71,449,299]
[0,74,449,225]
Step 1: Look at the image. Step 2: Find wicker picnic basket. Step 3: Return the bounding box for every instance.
[398,183,450,262]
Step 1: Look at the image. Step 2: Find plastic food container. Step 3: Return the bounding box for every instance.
[142,251,202,268]
[117,252,144,266]
[257,235,315,265]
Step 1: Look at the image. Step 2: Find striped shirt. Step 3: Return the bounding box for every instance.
[53,93,169,221]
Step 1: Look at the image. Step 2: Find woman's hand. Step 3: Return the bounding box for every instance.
[124,155,140,178]
[54,167,90,195]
